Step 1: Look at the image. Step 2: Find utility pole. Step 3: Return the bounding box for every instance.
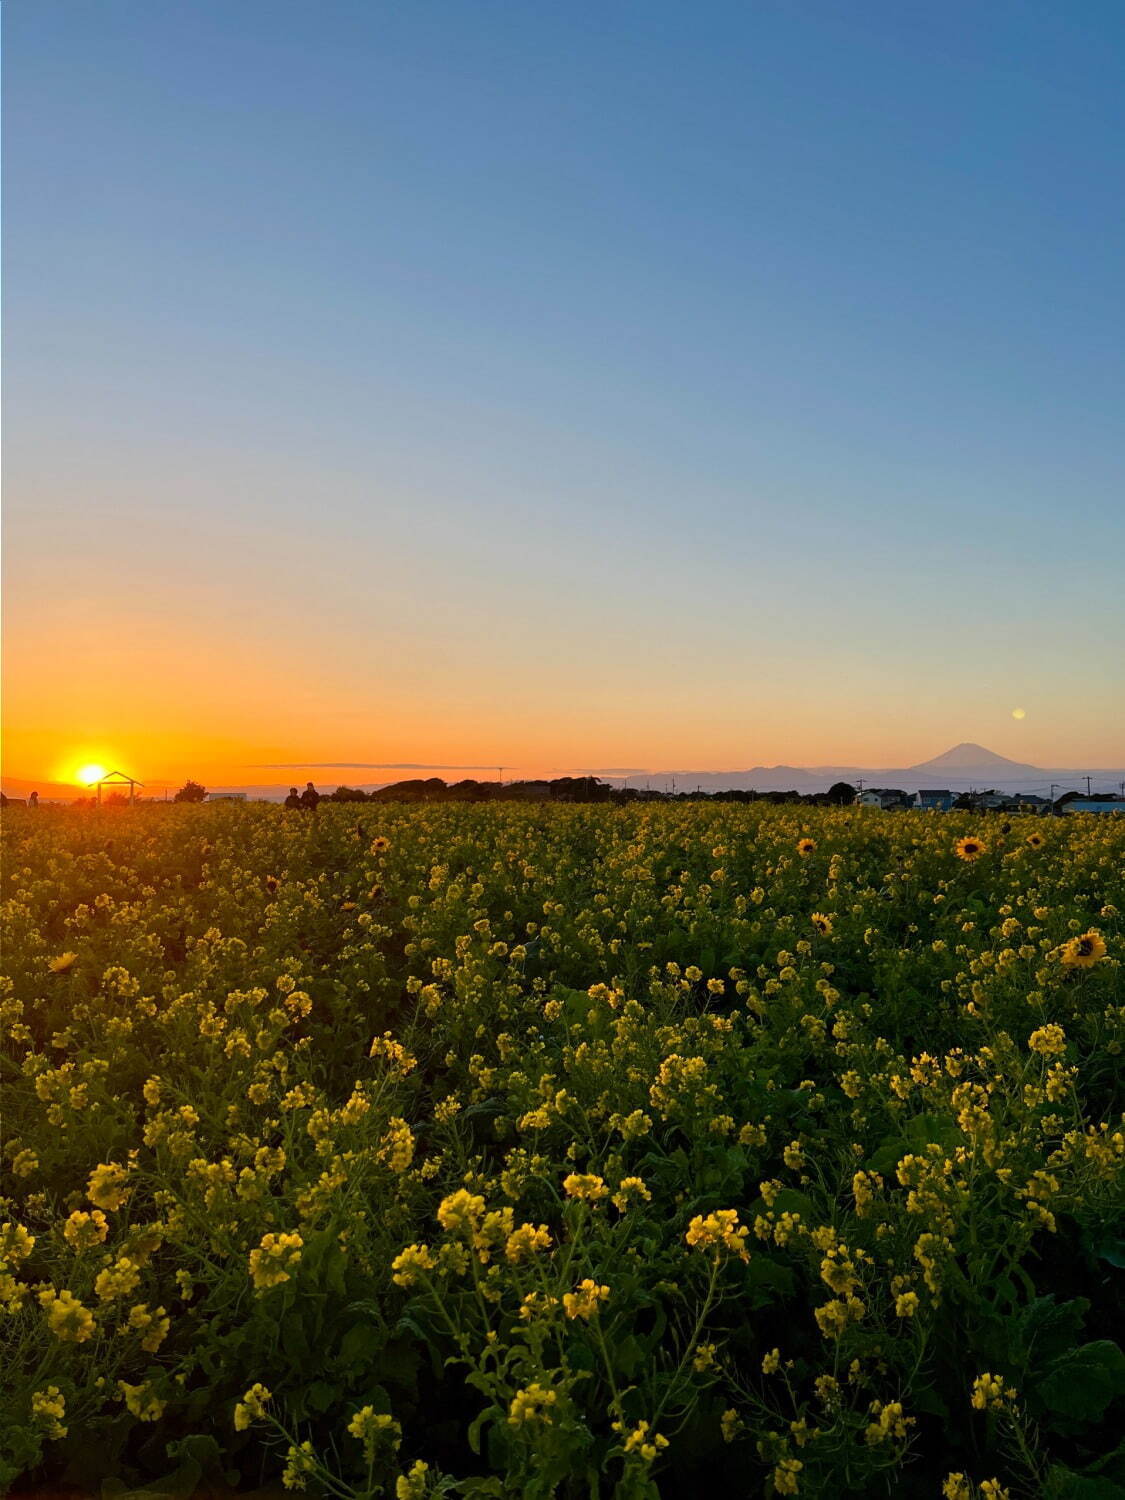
[497,767,504,785]
[1084,775,1092,797]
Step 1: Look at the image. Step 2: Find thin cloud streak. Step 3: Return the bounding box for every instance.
[555,767,651,776]
[248,762,513,772]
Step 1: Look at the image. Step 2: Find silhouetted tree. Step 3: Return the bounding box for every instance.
[827,781,857,805]
[173,780,207,803]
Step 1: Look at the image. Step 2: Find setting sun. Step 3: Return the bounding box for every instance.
[76,762,108,786]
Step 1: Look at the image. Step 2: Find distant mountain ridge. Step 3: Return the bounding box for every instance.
[610,743,1124,796]
[908,742,1041,775]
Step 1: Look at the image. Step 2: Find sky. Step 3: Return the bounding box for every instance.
[4,0,1125,791]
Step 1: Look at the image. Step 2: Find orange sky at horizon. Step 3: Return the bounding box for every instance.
[4,454,1123,790]
[5,648,1124,793]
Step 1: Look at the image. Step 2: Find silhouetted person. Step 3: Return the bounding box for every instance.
[300,781,320,811]
[284,787,302,810]
[28,791,39,809]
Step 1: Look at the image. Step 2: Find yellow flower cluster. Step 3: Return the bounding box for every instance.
[685,1209,750,1261]
[970,1373,1018,1412]
[39,1287,96,1342]
[508,1382,558,1425]
[614,1418,669,1462]
[30,1386,67,1439]
[87,1162,131,1211]
[562,1278,610,1320]
[233,1383,272,1430]
[248,1231,303,1291]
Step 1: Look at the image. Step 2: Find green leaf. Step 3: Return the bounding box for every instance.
[1045,1466,1125,1499]
[339,1321,385,1368]
[613,1335,645,1379]
[303,1380,338,1414]
[467,1403,503,1456]
[1020,1296,1091,1366]
[1039,1341,1125,1422]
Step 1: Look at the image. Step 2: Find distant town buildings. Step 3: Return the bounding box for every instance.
[856,788,911,810]
[854,787,1123,814]
[915,789,955,811]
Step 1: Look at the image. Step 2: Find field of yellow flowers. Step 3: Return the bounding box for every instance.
[2,802,1123,1500]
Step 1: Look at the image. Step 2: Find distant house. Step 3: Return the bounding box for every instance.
[1062,797,1125,815]
[207,792,247,802]
[1015,794,1051,812]
[976,791,1016,812]
[915,789,954,811]
[857,788,910,810]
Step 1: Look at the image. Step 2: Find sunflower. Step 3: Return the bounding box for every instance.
[811,912,834,936]
[1060,931,1107,969]
[954,837,986,862]
[1025,833,1044,849]
[797,838,816,856]
[48,952,78,974]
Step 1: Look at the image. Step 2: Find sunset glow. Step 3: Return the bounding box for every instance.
[76,763,108,787]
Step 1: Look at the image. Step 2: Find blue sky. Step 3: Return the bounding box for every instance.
[5,0,1124,779]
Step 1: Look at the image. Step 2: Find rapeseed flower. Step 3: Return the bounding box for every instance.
[396,1462,428,1500]
[94,1256,141,1302]
[615,1419,669,1462]
[562,1172,609,1201]
[391,1243,437,1285]
[562,1278,609,1319]
[87,1162,131,1212]
[348,1407,401,1459]
[0,1222,35,1264]
[233,1383,272,1429]
[504,1222,552,1262]
[612,1176,652,1210]
[39,1288,96,1342]
[281,1441,316,1490]
[685,1209,750,1261]
[1028,1024,1066,1057]
[436,1189,486,1234]
[119,1381,167,1422]
[31,1387,67,1439]
[971,1373,1017,1412]
[508,1382,557,1425]
[774,1457,803,1493]
[248,1230,303,1291]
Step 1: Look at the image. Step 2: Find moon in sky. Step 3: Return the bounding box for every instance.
[1011,708,1026,720]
